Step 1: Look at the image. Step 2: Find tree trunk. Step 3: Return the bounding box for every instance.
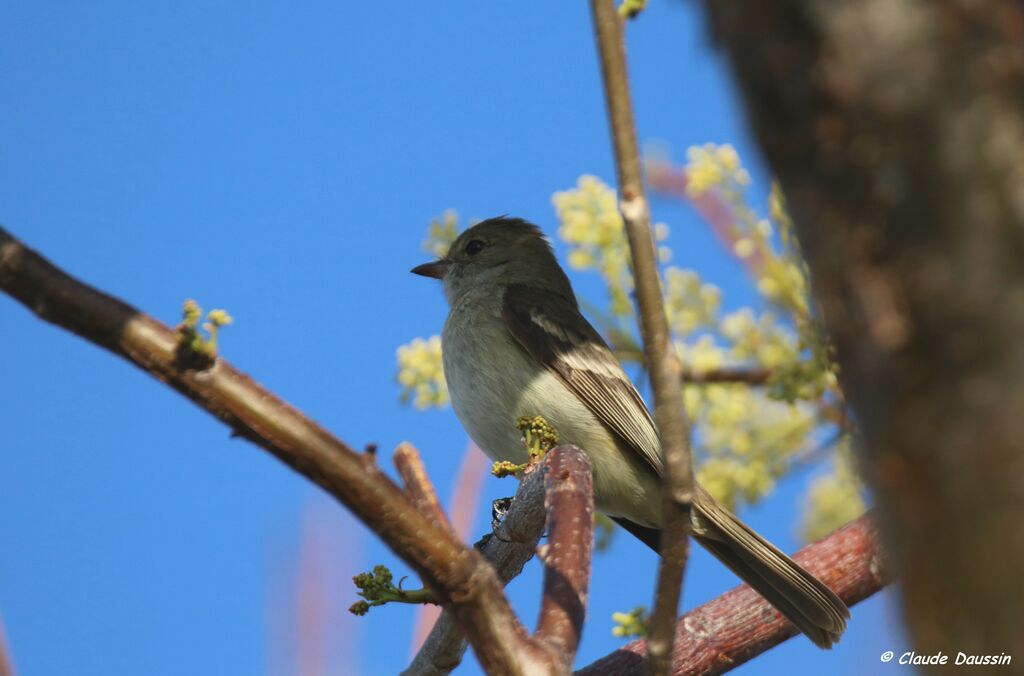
[705,0,1024,662]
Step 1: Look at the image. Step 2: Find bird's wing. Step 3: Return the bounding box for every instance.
[501,284,663,475]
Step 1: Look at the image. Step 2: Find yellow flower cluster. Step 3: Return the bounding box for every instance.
[689,384,815,509]
[720,309,800,371]
[422,210,459,258]
[676,335,725,375]
[611,606,648,638]
[552,175,670,319]
[664,269,720,337]
[800,443,866,541]
[682,147,840,405]
[684,146,810,319]
[396,336,448,409]
[684,143,751,198]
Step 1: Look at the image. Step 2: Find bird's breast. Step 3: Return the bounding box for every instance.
[442,308,541,465]
[440,300,663,527]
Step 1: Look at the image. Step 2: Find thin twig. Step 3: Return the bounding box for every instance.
[683,366,772,385]
[410,443,489,656]
[0,229,592,675]
[576,515,885,675]
[614,345,774,386]
[394,442,454,535]
[589,2,694,674]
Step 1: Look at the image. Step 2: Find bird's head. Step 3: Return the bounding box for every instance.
[411,217,572,304]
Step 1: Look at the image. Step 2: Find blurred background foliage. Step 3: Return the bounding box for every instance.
[396,144,865,553]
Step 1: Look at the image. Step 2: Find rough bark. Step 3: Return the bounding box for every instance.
[705,0,1024,660]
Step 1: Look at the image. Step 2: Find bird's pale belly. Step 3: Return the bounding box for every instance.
[442,318,662,527]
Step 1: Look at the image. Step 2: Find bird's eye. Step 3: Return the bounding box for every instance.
[465,239,486,256]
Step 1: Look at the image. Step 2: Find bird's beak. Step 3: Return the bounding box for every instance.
[411,259,451,280]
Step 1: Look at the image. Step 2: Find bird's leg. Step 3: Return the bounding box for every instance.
[472,496,516,549]
[491,496,514,530]
[482,416,560,545]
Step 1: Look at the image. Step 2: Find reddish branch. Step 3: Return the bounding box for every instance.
[578,515,884,675]
[0,229,593,675]
[590,1,694,673]
[534,446,595,662]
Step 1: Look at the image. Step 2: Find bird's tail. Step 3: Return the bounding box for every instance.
[613,486,849,648]
[691,485,849,648]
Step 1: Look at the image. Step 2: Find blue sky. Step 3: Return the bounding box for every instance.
[0,2,907,674]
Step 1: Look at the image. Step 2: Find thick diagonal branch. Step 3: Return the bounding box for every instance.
[590,1,694,673]
[577,515,884,675]
[0,229,593,675]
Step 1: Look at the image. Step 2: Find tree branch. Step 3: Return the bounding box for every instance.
[394,442,454,535]
[406,451,552,675]
[410,444,489,655]
[405,444,595,675]
[590,1,694,673]
[704,0,1024,660]
[577,515,884,675]
[613,345,774,386]
[534,445,596,665]
[683,366,772,386]
[0,229,593,675]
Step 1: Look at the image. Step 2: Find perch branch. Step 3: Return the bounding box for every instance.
[406,452,550,675]
[0,229,593,675]
[406,445,595,675]
[577,515,885,675]
[590,1,694,673]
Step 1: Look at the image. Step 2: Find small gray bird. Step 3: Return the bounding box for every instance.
[412,217,849,647]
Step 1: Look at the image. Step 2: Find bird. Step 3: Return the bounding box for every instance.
[411,216,849,647]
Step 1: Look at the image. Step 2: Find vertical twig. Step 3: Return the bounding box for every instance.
[589,1,695,674]
[394,442,454,534]
[409,443,488,656]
